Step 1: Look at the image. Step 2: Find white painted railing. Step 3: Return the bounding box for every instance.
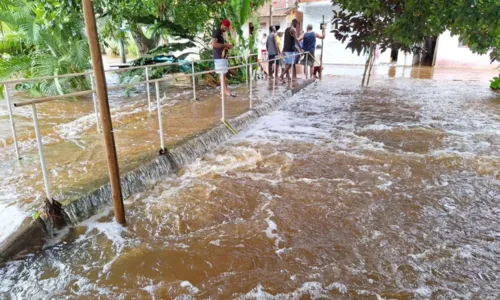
[1,51,312,201]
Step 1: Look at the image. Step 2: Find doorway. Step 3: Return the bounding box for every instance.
[390,47,399,64]
[413,36,438,66]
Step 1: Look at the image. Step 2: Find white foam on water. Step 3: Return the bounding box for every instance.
[239,281,354,300]
[0,203,29,244]
[414,286,432,298]
[325,282,348,294]
[180,281,200,294]
[362,124,394,131]
[263,209,285,255]
[181,146,262,179]
[209,239,221,246]
[54,114,97,139]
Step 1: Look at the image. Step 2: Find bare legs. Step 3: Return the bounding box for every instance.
[223,74,230,96]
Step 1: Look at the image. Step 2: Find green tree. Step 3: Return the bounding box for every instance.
[444,0,500,90]
[331,0,447,86]
[95,0,226,55]
[0,0,90,96]
[331,0,500,88]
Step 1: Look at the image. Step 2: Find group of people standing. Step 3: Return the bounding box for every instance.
[211,18,326,97]
[262,19,326,82]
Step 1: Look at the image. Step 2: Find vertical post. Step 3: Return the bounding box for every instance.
[31,104,51,200]
[191,61,196,100]
[4,84,20,160]
[269,0,273,28]
[249,64,253,108]
[306,52,309,79]
[290,54,295,88]
[155,81,165,150]
[89,75,101,133]
[320,16,325,81]
[273,58,277,96]
[220,72,225,120]
[118,39,126,64]
[82,0,125,225]
[145,66,151,111]
[245,54,249,87]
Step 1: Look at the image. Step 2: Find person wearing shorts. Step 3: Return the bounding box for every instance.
[212,19,234,96]
[298,23,326,78]
[279,19,303,82]
[266,26,281,78]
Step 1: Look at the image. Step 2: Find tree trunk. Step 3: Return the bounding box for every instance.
[118,39,126,63]
[361,46,373,86]
[366,45,376,86]
[130,25,158,56]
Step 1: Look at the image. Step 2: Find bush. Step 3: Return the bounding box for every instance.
[490,76,500,90]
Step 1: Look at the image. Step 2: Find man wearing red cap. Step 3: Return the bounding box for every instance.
[212,19,234,96]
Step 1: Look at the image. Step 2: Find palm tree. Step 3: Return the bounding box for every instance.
[0,0,90,97]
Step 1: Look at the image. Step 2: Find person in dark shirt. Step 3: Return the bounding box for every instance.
[299,24,326,79]
[279,19,303,82]
[212,19,234,96]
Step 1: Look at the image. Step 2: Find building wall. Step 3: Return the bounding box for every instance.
[298,1,414,66]
[242,16,288,51]
[299,2,370,65]
[434,30,493,68]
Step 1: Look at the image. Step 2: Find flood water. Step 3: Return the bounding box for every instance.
[1,66,500,299]
[0,72,289,243]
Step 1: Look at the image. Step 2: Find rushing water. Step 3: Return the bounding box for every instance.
[0,73,284,244]
[1,67,500,299]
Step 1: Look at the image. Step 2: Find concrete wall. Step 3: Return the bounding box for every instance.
[434,30,494,68]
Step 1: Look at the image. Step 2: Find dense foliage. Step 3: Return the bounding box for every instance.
[1,0,267,96]
[0,0,90,96]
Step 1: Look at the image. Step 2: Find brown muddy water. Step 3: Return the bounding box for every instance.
[0,74,293,242]
[1,66,500,299]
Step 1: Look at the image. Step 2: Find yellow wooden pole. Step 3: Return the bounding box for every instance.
[82,0,126,225]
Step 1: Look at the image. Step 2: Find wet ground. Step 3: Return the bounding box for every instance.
[1,65,500,299]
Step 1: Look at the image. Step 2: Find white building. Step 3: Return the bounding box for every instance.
[298,0,412,66]
[246,0,496,69]
[434,31,492,68]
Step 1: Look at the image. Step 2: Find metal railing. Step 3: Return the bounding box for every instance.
[2,51,312,201]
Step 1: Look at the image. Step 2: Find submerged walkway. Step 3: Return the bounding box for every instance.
[0,77,306,243]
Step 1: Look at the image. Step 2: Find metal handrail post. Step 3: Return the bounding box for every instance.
[191,61,196,100]
[273,58,277,97]
[245,55,249,87]
[220,72,225,121]
[89,75,101,133]
[306,52,309,79]
[4,84,21,160]
[155,81,165,150]
[31,104,52,200]
[145,67,152,111]
[249,64,253,108]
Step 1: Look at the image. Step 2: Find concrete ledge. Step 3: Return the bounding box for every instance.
[0,79,314,265]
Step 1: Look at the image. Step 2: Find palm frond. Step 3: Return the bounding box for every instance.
[0,55,31,80]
